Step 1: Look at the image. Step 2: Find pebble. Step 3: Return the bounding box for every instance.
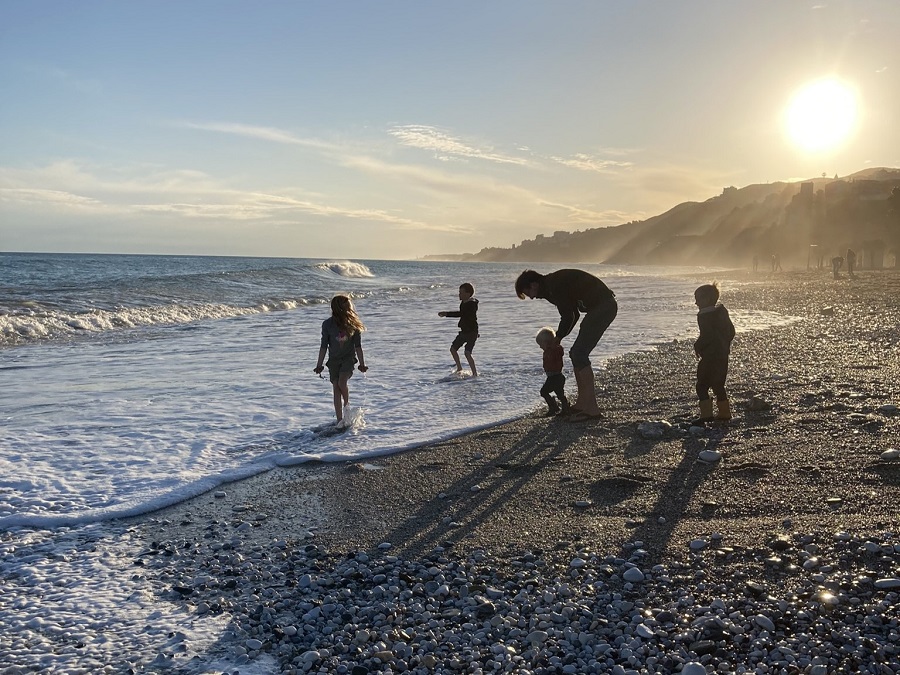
[21,524,897,674]
[698,450,721,462]
[881,448,899,460]
[622,567,645,582]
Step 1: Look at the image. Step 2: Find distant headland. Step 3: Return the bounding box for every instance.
[423,168,900,269]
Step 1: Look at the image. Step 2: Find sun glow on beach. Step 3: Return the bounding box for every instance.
[784,78,858,153]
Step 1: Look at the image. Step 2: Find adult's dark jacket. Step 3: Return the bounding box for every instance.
[539,269,615,340]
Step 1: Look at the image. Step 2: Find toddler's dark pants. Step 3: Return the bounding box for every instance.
[697,356,729,401]
[541,372,567,405]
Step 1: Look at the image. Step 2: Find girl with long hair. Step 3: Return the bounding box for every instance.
[314,294,368,424]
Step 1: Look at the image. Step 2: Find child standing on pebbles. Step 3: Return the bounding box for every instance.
[314,294,368,425]
[692,282,735,424]
[536,327,569,416]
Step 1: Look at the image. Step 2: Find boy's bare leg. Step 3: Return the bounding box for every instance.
[465,352,478,377]
[450,348,463,372]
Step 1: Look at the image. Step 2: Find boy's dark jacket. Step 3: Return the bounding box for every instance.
[694,304,735,359]
[444,297,479,332]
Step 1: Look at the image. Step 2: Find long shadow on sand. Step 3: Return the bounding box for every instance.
[625,427,731,565]
[364,422,577,559]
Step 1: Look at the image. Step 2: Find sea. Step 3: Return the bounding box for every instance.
[0,252,799,672]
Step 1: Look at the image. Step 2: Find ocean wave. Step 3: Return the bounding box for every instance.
[0,298,330,347]
[313,261,375,278]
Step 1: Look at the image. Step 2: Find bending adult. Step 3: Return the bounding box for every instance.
[516,269,617,421]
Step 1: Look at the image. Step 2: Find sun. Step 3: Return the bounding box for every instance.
[784,78,858,152]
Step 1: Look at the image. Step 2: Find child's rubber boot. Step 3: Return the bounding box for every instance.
[715,398,732,421]
[545,399,560,416]
[559,398,571,416]
[691,399,714,426]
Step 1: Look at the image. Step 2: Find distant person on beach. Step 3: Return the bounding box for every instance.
[516,269,617,422]
[752,254,759,272]
[832,256,844,279]
[692,282,736,425]
[772,253,783,272]
[438,282,479,377]
[535,327,570,416]
[846,248,856,277]
[314,294,368,425]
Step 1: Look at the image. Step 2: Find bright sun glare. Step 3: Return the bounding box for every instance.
[784,78,858,152]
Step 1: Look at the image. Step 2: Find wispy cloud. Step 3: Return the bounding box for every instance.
[134,192,469,233]
[0,187,105,209]
[176,121,337,151]
[23,64,103,94]
[551,153,634,173]
[538,200,635,225]
[0,162,469,233]
[389,125,531,166]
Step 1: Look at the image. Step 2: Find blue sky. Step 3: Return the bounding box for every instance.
[2,1,898,259]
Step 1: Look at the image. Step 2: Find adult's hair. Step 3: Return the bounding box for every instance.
[460,282,475,296]
[515,269,544,299]
[331,294,366,335]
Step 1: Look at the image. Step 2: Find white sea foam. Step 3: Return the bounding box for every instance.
[0,298,330,347]
[314,260,375,277]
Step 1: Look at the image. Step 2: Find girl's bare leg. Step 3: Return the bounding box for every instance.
[332,382,343,421]
[339,371,352,408]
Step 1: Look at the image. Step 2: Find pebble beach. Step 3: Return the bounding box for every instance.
[5,269,900,674]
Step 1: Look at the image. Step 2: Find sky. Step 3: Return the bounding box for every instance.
[1,1,899,260]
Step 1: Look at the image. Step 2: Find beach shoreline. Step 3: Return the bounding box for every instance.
[135,268,900,562]
[119,268,900,673]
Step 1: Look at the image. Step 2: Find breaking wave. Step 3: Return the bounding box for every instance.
[313,261,375,278]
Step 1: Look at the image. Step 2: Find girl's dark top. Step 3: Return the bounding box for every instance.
[321,316,361,362]
[694,304,735,359]
[444,297,479,333]
[539,269,615,340]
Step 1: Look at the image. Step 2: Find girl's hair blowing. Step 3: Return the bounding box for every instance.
[331,294,366,335]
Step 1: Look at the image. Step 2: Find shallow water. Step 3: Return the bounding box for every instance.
[1,255,797,529]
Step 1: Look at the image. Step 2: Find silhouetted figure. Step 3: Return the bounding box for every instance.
[772,253,782,272]
[535,327,569,416]
[832,256,843,279]
[437,282,479,377]
[516,269,617,422]
[752,254,759,272]
[846,248,856,277]
[692,282,736,424]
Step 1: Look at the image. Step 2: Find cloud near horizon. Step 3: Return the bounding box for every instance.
[388,125,532,166]
[0,120,746,256]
